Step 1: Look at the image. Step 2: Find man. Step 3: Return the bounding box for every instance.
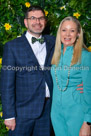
[1,6,55,136]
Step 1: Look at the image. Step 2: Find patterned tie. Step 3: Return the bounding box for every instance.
[32,37,45,44]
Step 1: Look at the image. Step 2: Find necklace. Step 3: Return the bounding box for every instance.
[54,53,73,92]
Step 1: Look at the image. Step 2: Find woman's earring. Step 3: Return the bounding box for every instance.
[77,36,79,39]
[76,36,79,42]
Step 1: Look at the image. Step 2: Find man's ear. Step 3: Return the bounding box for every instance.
[45,19,47,26]
[24,19,28,28]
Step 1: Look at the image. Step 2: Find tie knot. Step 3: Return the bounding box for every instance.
[32,37,44,44]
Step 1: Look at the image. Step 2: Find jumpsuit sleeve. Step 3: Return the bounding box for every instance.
[81,51,91,122]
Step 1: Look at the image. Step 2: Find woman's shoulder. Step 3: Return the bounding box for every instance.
[81,48,91,65]
[82,48,91,57]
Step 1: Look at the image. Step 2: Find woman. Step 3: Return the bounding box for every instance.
[51,16,91,136]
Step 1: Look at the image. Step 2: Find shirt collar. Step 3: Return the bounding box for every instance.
[26,31,42,39]
[26,31,42,45]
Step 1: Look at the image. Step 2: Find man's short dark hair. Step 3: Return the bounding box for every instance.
[25,5,45,18]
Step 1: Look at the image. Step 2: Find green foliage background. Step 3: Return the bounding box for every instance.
[0,0,91,58]
[0,0,91,135]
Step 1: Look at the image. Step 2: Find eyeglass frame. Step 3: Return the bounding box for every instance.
[26,16,46,21]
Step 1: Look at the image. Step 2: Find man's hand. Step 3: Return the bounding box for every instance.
[4,119,16,131]
[79,122,91,136]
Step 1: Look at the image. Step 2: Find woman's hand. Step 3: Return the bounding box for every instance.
[79,122,91,136]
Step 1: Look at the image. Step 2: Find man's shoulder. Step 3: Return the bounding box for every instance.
[5,33,26,48]
[43,35,56,47]
[7,33,25,44]
[43,34,55,39]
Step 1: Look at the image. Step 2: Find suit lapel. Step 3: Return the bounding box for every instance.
[21,33,40,66]
[43,36,53,66]
[21,33,54,68]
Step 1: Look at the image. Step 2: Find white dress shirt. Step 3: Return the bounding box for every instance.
[25,31,50,97]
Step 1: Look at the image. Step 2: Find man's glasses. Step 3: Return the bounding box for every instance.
[26,16,46,21]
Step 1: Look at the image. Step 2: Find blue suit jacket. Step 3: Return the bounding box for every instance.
[1,32,55,119]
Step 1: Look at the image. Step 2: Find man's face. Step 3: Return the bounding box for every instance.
[24,10,46,37]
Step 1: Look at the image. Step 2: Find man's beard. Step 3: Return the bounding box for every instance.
[29,24,44,35]
[29,29,43,35]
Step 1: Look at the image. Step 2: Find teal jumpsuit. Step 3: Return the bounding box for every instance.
[51,46,91,136]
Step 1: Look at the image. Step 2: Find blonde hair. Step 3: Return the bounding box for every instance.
[51,16,88,66]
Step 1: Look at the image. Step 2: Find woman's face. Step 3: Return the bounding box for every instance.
[60,20,79,47]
